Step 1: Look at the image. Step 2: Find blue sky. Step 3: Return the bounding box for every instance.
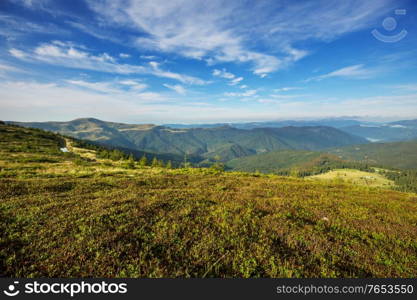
[1,0,417,123]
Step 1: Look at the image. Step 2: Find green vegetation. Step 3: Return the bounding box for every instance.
[226,150,374,177]
[383,170,417,193]
[226,150,323,173]
[308,169,394,188]
[1,123,416,278]
[328,140,417,169]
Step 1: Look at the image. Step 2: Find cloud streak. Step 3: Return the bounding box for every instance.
[9,41,208,85]
[212,68,244,85]
[163,83,186,95]
[306,64,374,82]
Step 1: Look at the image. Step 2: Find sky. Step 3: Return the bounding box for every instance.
[0,0,417,124]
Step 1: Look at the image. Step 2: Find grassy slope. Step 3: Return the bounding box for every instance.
[1,123,417,277]
[308,169,394,188]
[328,140,417,169]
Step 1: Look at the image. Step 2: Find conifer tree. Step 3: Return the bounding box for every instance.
[151,156,159,167]
[139,155,147,166]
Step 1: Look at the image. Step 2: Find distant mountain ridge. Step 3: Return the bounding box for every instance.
[165,118,417,142]
[9,118,368,161]
[165,118,366,129]
[339,119,417,142]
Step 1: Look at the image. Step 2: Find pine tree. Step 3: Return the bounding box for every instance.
[166,160,172,169]
[139,155,147,167]
[183,153,191,168]
[126,153,135,169]
[151,156,159,167]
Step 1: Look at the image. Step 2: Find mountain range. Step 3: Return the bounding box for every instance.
[166,118,417,142]
[10,118,368,161]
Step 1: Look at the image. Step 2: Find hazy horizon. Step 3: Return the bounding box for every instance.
[6,115,417,126]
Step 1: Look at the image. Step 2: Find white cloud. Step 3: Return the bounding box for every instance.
[66,79,148,94]
[270,94,307,99]
[148,61,207,85]
[306,64,374,81]
[12,0,50,8]
[66,21,123,44]
[224,89,257,97]
[163,83,186,95]
[9,41,208,85]
[212,69,235,79]
[9,48,27,58]
[0,13,68,39]
[229,77,243,86]
[274,87,302,92]
[140,55,157,60]
[86,0,394,75]
[118,79,147,90]
[212,68,243,85]
[239,85,248,89]
[257,99,281,104]
[66,80,124,94]
[0,62,23,73]
[119,53,131,58]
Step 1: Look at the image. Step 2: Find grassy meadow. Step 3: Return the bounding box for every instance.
[308,169,394,188]
[1,123,416,277]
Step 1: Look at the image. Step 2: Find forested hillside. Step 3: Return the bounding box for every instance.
[328,140,417,169]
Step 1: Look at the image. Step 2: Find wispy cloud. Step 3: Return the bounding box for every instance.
[306,64,374,82]
[274,87,302,92]
[140,55,158,60]
[224,89,257,97]
[86,0,394,76]
[66,79,148,94]
[118,79,147,90]
[0,62,26,77]
[9,48,27,58]
[212,68,243,85]
[391,84,417,92]
[0,14,68,39]
[212,69,235,80]
[11,0,51,9]
[9,41,208,85]
[270,94,308,99]
[66,21,124,44]
[163,83,186,95]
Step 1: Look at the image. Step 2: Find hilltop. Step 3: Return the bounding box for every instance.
[1,123,416,277]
